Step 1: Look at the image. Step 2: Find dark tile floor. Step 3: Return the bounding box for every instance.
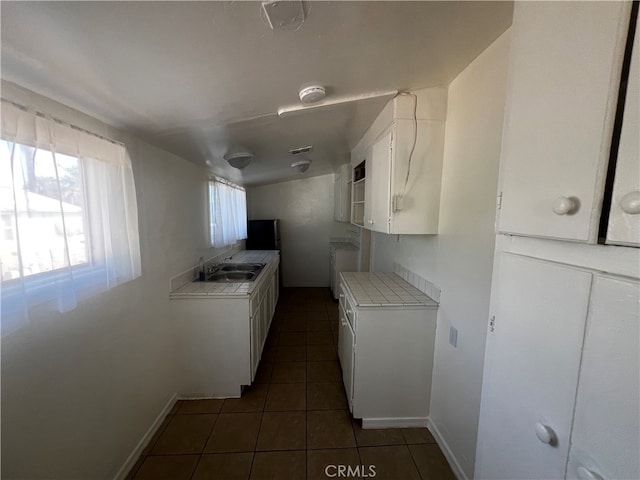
[127,287,455,480]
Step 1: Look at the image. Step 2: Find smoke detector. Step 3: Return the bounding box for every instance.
[299,86,325,104]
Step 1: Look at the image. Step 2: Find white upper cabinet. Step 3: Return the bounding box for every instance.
[607,21,640,247]
[351,87,446,235]
[333,163,351,223]
[497,2,632,243]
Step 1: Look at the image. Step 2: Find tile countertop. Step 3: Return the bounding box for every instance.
[340,272,438,308]
[170,250,278,298]
[330,241,359,251]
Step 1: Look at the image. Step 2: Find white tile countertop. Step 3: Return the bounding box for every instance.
[170,250,279,298]
[340,272,438,308]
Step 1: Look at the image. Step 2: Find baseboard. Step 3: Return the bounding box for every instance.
[427,417,469,480]
[113,393,178,480]
[361,417,428,429]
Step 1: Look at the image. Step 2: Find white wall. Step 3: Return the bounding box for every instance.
[0,82,234,479]
[248,174,351,287]
[371,31,511,479]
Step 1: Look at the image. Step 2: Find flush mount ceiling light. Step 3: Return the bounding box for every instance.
[224,151,254,170]
[291,158,311,174]
[299,85,326,104]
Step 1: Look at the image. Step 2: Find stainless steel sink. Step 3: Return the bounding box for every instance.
[206,271,257,282]
[217,263,265,272]
[196,262,266,282]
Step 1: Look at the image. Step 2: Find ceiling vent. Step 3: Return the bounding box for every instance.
[289,145,313,155]
[261,1,305,30]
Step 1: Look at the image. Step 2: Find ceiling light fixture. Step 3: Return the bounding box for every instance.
[224,151,254,170]
[291,158,311,174]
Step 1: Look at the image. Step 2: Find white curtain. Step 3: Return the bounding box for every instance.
[209,178,247,248]
[1,102,141,335]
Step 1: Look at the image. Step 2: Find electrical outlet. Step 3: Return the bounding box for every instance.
[449,326,458,348]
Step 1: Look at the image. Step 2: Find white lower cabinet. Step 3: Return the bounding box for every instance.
[338,281,437,428]
[171,256,279,398]
[476,253,640,480]
[567,275,640,480]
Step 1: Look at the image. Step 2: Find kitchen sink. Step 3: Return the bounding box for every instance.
[195,262,266,282]
[217,263,265,272]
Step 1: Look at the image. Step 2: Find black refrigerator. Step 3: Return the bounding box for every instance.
[246,219,280,250]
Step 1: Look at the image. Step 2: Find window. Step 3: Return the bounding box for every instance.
[1,101,141,335]
[209,178,247,248]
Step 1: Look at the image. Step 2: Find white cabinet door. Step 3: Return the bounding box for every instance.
[250,307,261,381]
[498,2,631,243]
[607,18,640,247]
[567,275,640,480]
[476,253,592,479]
[368,129,392,233]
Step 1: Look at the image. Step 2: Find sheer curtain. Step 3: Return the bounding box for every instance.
[209,178,247,248]
[1,101,141,335]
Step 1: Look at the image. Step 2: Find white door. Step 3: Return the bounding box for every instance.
[497,2,631,242]
[567,275,640,480]
[607,16,640,247]
[368,129,392,233]
[475,253,592,479]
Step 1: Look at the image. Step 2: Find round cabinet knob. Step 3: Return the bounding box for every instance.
[577,466,604,480]
[534,422,557,445]
[620,191,640,215]
[552,196,578,215]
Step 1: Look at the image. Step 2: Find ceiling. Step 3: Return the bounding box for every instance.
[1,1,513,186]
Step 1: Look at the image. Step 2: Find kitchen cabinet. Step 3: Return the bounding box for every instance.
[566,275,639,480]
[338,273,437,428]
[607,22,640,247]
[476,253,592,479]
[170,253,279,398]
[476,253,640,480]
[497,2,633,243]
[333,163,351,223]
[351,87,446,235]
[329,242,359,300]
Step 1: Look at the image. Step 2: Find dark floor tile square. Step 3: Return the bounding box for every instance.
[256,411,306,451]
[307,344,338,361]
[270,361,306,383]
[306,320,331,332]
[177,399,224,414]
[169,401,182,415]
[275,345,306,362]
[408,444,456,480]
[192,453,253,480]
[265,383,306,411]
[204,412,262,453]
[265,332,279,347]
[279,332,306,346]
[402,427,436,444]
[307,382,348,410]
[133,455,199,480]
[281,316,306,332]
[306,331,334,345]
[307,410,356,449]
[261,346,276,363]
[305,309,328,321]
[353,423,405,447]
[221,384,268,413]
[250,451,306,480]
[307,361,342,382]
[358,445,422,480]
[151,414,217,454]
[142,415,172,455]
[307,448,363,480]
[253,360,274,384]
